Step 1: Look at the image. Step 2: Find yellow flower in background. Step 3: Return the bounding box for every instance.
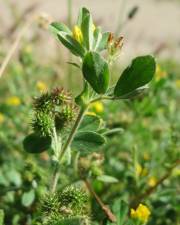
[172,168,180,177]
[73,25,83,44]
[131,203,151,223]
[175,79,180,89]
[91,101,104,113]
[155,64,167,81]
[0,113,5,124]
[6,96,21,106]
[148,176,157,187]
[143,152,150,161]
[135,163,143,176]
[36,81,47,92]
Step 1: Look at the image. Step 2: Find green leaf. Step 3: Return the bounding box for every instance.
[97,175,119,183]
[103,128,124,136]
[79,114,101,131]
[112,199,129,225]
[93,27,103,50]
[57,32,85,58]
[49,22,72,35]
[77,7,90,27]
[23,133,51,153]
[114,55,156,97]
[21,189,35,207]
[72,131,106,154]
[117,86,149,99]
[67,62,81,69]
[97,32,110,51]
[0,210,4,225]
[81,14,94,50]
[75,82,89,107]
[82,51,110,94]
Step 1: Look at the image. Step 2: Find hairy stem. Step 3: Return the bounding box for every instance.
[51,163,60,193]
[84,179,117,223]
[51,106,87,192]
[59,107,87,161]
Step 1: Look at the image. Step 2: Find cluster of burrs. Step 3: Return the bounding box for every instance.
[32,88,77,137]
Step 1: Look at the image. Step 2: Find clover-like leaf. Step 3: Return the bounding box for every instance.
[78,114,101,132]
[77,7,90,27]
[114,55,156,97]
[72,131,106,154]
[23,133,51,153]
[50,22,72,35]
[81,13,94,50]
[97,32,110,52]
[97,175,119,183]
[57,32,85,58]
[82,51,110,94]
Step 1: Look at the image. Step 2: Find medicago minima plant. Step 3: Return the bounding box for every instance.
[23,7,156,225]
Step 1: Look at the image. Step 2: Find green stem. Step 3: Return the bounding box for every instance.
[51,106,87,192]
[59,107,87,161]
[51,162,60,193]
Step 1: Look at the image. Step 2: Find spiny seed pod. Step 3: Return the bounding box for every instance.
[41,193,60,215]
[33,93,53,113]
[40,187,89,225]
[32,111,55,136]
[32,88,77,136]
[55,105,77,131]
[59,186,89,216]
[51,88,72,106]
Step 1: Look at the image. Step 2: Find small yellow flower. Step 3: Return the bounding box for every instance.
[148,177,157,187]
[135,163,143,176]
[6,96,21,106]
[73,25,83,44]
[131,203,151,223]
[36,81,47,92]
[91,101,104,113]
[85,111,97,116]
[0,113,5,124]
[143,152,150,161]
[175,79,180,89]
[172,168,180,177]
[155,64,167,81]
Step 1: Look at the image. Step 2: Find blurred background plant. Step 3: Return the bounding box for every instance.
[0,0,179,224]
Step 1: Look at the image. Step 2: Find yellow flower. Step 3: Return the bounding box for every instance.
[148,177,157,187]
[73,25,83,44]
[143,152,150,161]
[36,81,47,92]
[6,96,21,106]
[135,163,143,176]
[91,101,104,113]
[131,203,151,223]
[172,168,180,177]
[175,79,180,89]
[155,64,167,81]
[0,113,5,124]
